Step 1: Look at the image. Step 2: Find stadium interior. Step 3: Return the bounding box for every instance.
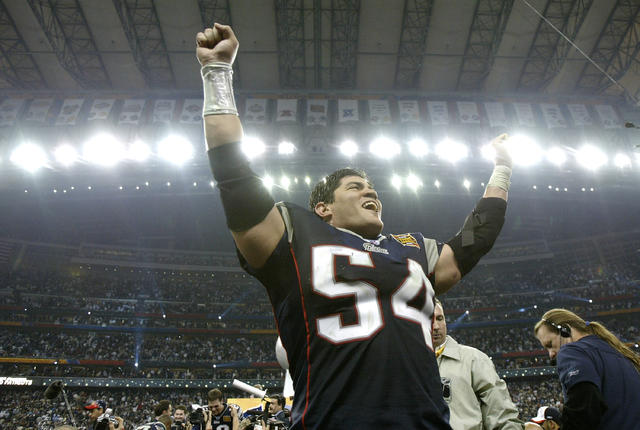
[0,0,639,428]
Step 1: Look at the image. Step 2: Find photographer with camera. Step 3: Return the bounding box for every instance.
[85,400,124,430]
[264,395,289,430]
[191,389,240,430]
[173,405,192,430]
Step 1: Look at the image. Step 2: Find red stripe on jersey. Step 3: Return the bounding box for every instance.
[290,244,311,430]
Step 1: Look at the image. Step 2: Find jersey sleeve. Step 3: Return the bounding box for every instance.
[557,344,601,392]
[422,237,443,285]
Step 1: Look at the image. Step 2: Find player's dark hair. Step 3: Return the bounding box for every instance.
[154,399,171,417]
[175,404,188,414]
[207,388,224,402]
[309,168,370,212]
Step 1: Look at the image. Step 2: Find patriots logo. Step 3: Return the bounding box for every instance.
[391,233,420,249]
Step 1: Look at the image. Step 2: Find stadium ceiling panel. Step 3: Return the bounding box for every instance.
[394,0,435,89]
[456,0,515,91]
[275,0,306,88]
[357,0,403,90]
[418,0,476,92]
[0,0,637,102]
[330,0,360,89]
[575,0,640,98]
[0,1,47,89]
[517,0,594,92]
[112,0,176,88]
[26,0,111,89]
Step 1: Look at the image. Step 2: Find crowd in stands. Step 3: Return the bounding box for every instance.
[0,379,564,429]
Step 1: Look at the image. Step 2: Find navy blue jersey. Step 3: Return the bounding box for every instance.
[193,404,240,430]
[557,335,640,430]
[240,202,451,430]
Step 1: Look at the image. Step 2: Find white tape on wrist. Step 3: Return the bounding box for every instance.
[487,165,512,192]
[201,62,238,116]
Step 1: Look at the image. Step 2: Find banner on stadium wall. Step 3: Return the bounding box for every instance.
[483,102,508,128]
[118,99,146,125]
[594,104,621,128]
[513,102,536,127]
[398,100,420,123]
[244,98,267,124]
[540,103,566,128]
[306,99,328,126]
[152,99,176,124]
[24,98,53,123]
[457,101,480,124]
[55,98,84,126]
[87,98,115,121]
[368,99,391,125]
[427,101,449,125]
[179,99,203,124]
[338,99,359,123]
[276,99,298,122]
[0,98,25,127]
[567,104,593,127]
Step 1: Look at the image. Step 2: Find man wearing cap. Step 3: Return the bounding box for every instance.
[433,299,523,429]
[524,406,561,430]
[85,400,124,430]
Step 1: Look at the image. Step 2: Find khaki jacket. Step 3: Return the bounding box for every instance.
[437,336,524,430]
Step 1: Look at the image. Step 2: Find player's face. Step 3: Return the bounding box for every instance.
[174,409,186,421]
[535,325,563,360]
[318,176,383,239]
[432,304,447,347]
[208,399,224,415]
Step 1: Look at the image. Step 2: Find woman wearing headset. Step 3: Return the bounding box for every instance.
[534,308,640,430]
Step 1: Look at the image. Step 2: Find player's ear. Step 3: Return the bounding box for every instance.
[314,201,332,220]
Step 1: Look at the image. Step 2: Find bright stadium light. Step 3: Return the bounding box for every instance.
[391,174,402,190]
[304,176,311,185]
[434,179,441,189]
[546,146,567,167]
[613,153,632,169]
[339,140,358,157]
[406,173,422,191]
[370,136,401,159]
[408,138,428,158]
[576,144,608,170]
[262,174,274,190]
[54,144,78,167]
[463,179,471,190]
[506,135,542,166]
[280,175,291,190]
[242,136,266,159]
[83,133,125,167]
[10,143,48,172]
[481,143,495,162]
[129,140,152,162]
[158,135,193,165]
[435,138,468,163]
[278,141,295,155]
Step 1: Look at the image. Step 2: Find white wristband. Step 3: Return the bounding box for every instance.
[487,165,512,192]
[201,62,238,116]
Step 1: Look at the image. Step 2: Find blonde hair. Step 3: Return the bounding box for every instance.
[535,308,640,373]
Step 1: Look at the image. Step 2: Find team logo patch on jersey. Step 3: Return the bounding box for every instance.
[391,233,421,249]
[363,242,389,254]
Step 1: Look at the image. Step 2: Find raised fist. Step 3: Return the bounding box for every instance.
[196,23,239,66]
[491,133,512,168]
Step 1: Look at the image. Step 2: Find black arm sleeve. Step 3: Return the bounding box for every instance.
[446,197,507,276]
[208,143,275,232]
[561,381,607,430]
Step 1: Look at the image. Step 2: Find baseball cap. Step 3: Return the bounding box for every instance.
[531,406,561,424]
[85,400,107,410]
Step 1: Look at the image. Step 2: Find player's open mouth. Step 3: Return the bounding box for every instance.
[361,201,379,212]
